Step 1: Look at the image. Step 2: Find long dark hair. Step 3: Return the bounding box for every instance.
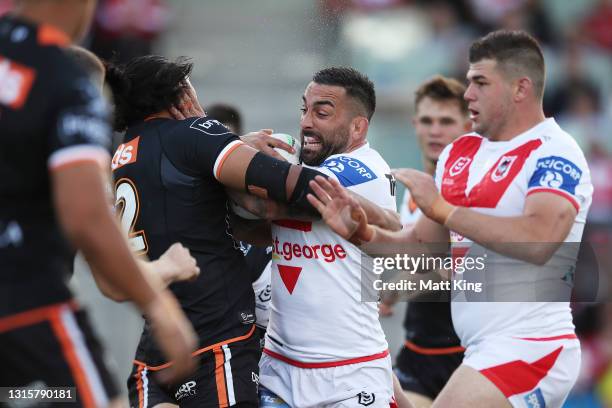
[105,55,193,131]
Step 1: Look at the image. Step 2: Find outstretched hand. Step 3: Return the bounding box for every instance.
[392,168,455,225]
[306,176,374,245]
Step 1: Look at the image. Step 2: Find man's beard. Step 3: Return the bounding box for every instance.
[299,129,349,166]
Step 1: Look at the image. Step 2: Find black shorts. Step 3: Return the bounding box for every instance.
[0,301,120,407]
[394,341,464,400]
[128,329,260,408]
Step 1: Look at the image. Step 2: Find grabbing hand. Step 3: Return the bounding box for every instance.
[170,84,205,120]
[158,243,200,284]
[392,168,455,225]
[145,291,197,384]
[306,176,374,245]
[240,129,295,161]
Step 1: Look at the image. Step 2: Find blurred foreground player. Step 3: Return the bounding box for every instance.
[309,31,593,408]
[0,0,197,406]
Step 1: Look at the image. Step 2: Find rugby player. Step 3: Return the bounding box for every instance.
[244,67,401,408]
[0,0,197,406]
[309,31,593,408]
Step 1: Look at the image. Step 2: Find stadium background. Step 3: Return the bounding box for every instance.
[2,0,610,405]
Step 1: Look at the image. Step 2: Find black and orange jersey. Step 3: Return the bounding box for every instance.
[112,117,256,366]
[0,15,111,316]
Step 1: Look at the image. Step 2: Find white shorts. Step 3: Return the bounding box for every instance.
[259,351,395,408]
[463,334,581,408]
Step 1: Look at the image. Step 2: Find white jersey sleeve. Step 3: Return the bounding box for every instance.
[524,136,593,224]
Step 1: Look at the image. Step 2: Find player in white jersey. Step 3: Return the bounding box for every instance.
[254,67,401,408]
[307,31,593,408]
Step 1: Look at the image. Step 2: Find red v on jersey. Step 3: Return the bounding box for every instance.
[277,265,302,294]
[442,136,542,208]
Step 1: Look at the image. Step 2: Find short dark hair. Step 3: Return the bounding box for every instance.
[414,75,468,115]
[469,30,545,98]
[105,55,193,131]
[206,104,243,134]
[312,67,376,121]
[65,46,105,88]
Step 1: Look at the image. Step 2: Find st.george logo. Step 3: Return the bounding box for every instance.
[449,157,471,177]
[491,155,517,182]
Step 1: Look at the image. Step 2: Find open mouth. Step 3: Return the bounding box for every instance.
[469,108,479,120]
[303,135,322,148]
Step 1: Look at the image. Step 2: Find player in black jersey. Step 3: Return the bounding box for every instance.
[203,103,273,350]
[381,76,471,408]
[104,55,337,407]
[0,1,197,407]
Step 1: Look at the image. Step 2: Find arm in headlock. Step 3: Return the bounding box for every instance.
[216,144,326,215]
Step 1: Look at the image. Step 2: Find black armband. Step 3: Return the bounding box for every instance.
[245,152,291,202]
[288,166,329,211]
[244,152,329,213]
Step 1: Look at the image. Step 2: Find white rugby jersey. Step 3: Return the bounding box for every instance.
[265,143,396,363]
[435,118,593,346]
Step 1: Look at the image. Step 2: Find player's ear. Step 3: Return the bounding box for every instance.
[513,77,531,103]
[351,116,369,140]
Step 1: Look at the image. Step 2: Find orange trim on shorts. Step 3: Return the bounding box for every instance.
[49,307,96,408]
[214,141,244,179]
[38,24,70,47]
[404,340,465,355]
[263,348,390,369]
[135,365,144,408]
[133,325,255,371]
[0,301,78,333]
[214,347,229,408]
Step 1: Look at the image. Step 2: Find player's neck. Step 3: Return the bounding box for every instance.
[345,139,367,154]
[144,111,173,121]
[14,5,78,43]
[490,106,545,142]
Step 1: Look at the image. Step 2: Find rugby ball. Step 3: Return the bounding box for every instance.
[230,133,300,219]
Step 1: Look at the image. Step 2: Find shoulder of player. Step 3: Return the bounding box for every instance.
[180,116,234,138]
[320,148,390,187]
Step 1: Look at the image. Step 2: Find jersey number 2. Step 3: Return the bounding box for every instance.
[115,178,148,254]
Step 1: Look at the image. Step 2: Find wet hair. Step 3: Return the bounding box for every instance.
[312,67,376,121]
[65,46,105,88]
[105,55,193,131]
[206,103,243,134]
[469,30,545,99]
[414,75,468,115]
